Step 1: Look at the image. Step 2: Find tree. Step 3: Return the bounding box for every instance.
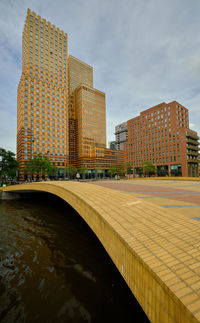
[28,154,52,179]
[108,165,117,178]
[0,148,19,183]
[66,165,77,179]
[49,165,58,180]
[79,166,88,180]
[120,162,132,177]
[142,161,156,177]
[97,167,104,179]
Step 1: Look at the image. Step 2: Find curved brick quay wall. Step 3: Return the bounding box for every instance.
[3,182,200,323]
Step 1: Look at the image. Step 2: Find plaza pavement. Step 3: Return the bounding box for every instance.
[90,179,200,221]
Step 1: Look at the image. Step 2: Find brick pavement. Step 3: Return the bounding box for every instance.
[90,180,200,204]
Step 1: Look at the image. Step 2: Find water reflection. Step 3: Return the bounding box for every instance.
[0,194,149,323]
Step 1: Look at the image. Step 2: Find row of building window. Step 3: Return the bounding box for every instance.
[28,73,66,81]
[131,150,181,157]
[29,20,66,38]
[24,118,64,125]
[29,51,65,61]
[23,139,64,146]
[28,61,66,73]
[24,108,64,117]
[29,52,65,64]
[131,156,181,165]
[24,90,65,101]
[24,108,64,118]
[28,66,66,78]
[29,56,66,67]
[29,32,65,43]
[28,66,66,77]
[29,24,66,39]
[24,96,64,105]
[24,79,65,93]
[130,130,179,138]
[24,135,64,141]
[27,122,64,130]
[24,154,66,162]
[29,47,66,62]
[24,128,65,136]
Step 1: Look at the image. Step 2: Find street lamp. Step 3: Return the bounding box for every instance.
[0,155,2,185]
[30,128,34,182]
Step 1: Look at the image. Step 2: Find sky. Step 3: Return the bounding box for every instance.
[0,0,200,154]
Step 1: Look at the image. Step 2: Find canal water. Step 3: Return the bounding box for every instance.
[0,193,149,323]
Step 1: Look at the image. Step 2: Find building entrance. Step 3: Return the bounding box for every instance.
[170,164,182,176]
[157,165,169,176]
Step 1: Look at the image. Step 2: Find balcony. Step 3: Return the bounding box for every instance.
[187,158,199,163]
[186,138,199,146]
[187,144,199,151]
[187,151,199,157]
[115,130,127,135]
[186,132,199,140]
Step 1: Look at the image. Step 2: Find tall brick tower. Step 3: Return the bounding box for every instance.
[17,9,124,180]
[17,9,68,179]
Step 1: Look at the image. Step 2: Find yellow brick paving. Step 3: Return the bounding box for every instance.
[3,181,200,323]
[114,179,200,219]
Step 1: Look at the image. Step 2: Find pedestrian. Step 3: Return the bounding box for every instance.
[76,173,80,181]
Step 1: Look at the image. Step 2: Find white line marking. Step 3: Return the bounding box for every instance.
[122,201,141,206]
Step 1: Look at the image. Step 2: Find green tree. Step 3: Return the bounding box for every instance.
[30,154,52,179]
[49,165,58,180]
[79,166,88,180]
[0,148,19,183]
[66,165,77,179]
[24,161,30,176]
[142,161,156,177]
[95,167,104,179]
[120,162,132,177]
[108,165,117,178]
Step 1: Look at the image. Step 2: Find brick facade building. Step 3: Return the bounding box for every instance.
[17,9,123,180]
[124,101,199,177]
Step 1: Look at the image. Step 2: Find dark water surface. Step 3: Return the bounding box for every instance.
[0,193,149,323]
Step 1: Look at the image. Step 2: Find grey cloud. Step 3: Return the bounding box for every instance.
[0,0,200,150]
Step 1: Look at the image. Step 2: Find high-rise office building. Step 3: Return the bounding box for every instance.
[75,84,106,169]
[17,9,124,179]
[125,101,199,177]
[68,56,93,166]
[17,9,68,178]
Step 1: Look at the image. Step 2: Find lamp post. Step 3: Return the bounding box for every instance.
[0,155,2,186]
[47,150,50,180]
[30,128,34,182]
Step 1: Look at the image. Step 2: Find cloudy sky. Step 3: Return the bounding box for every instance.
[1,0,200,153]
